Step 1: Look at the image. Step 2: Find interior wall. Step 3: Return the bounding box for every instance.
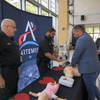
[74,0,100,26]
[58,0,69,45]
[58,0,69,64]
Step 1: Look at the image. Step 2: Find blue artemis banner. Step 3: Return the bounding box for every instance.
[0,0,52,92]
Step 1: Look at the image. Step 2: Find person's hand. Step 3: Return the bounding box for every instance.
[18,67,21,74]
[0,74,5,88]
[56,59,65,62]
[67,64,72,67]
[54,52,58,58]
[97,51,100,54]
[74,64,77,67]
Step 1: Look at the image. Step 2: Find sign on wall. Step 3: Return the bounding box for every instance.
[0,0,52,92]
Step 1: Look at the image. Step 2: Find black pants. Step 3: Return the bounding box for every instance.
[37,60,50,77]
[0,67,19,100]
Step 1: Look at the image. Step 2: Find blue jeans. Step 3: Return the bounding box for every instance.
[82,73,100,100]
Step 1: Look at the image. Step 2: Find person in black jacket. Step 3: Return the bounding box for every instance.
[0,19,22,100]
[95,37,100,60]
[36,27,64,76]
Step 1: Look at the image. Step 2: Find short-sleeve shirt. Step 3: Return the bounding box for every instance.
[37,35,53,62]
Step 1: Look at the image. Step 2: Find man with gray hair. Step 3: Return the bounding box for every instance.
[0,19,22,100]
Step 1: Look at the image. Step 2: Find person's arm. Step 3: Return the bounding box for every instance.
[53,46,58,58]
[0,46,5,89]
[71,38,86,67]
[18,67,21,74]
[40,40,59,59]
[44,52,65,62]
[29,91,39,97]
[0,74,5,88]
[0,35,5,88]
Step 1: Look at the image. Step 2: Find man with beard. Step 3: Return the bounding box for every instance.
[37,27,64,76]
[68,25,100,100]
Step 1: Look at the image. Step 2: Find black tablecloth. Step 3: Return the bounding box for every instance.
[9,67,88,100]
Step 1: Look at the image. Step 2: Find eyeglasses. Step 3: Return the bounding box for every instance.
[7,25,16,29]
[52,34,55,36]
[50,32,55,36]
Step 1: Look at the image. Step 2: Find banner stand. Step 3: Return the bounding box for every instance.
[0,0,52,92]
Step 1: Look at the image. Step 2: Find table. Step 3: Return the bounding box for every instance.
[9,67,88,100]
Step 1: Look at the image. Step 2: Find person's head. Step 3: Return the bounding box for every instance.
[46,27,56,39]
[1,18,17,38]
[72,25,85,39]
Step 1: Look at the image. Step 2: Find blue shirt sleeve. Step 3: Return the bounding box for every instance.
[71,38,86,67]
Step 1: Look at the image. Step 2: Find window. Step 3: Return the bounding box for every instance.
[69,25,73,44]
[26,1,36,14]
[85,28,93,33]
[42,10,47,16]
[69,4,74,45]
[51,0,55,12]
[94,27,99,33]
[51,15,55,27]
[85,27,100,42]
[41,0,48,8]
[5,0,19,8]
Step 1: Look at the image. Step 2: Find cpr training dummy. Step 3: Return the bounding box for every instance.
[63,64,81,78]
[59,64,81,87]
[29,81,67,100]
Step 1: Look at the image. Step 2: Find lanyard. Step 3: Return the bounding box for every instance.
[7,37,21,56]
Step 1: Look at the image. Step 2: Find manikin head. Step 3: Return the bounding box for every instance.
[63,66,81,78]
